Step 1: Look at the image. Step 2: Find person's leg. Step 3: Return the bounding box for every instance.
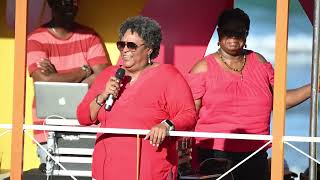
[231,151,268,180]
[206,150,268,180]
[198,148,234,178]
[197,147,216,163]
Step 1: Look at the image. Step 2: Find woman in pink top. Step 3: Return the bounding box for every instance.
[77,16,196,180]
[187,8,313,180]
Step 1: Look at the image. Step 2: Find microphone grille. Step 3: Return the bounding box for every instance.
[115,68,125,79]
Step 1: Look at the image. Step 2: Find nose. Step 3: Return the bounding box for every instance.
[122,44,130,52]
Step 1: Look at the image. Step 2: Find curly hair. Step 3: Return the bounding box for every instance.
[119,16,162,60]
[217,8,250,35]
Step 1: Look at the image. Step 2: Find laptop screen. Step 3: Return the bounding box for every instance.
[34,82,88,120]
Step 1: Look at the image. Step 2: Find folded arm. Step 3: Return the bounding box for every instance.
[81,63,109,86]
[31,59,108,87]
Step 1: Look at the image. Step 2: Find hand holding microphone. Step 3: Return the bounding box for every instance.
[103,68,125,111]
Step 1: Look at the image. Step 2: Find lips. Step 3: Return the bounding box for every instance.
[227,43,239,48]
[226,40,241,47]
[122,55,132,61]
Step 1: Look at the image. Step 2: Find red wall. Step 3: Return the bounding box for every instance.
[117,0,234,73]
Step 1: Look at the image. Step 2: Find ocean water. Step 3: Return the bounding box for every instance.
[206,0,316,178]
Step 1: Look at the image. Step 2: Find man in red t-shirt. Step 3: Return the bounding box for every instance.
[27,0,111,169]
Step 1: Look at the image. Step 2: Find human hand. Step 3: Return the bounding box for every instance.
[102,77,121,99]
[36,58,57,75]
[144,123,168,147]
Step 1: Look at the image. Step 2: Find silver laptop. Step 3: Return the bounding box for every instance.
[34,82,88,125]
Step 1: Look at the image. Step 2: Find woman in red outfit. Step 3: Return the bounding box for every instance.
[77,16,196,180]
[187,8,313,180]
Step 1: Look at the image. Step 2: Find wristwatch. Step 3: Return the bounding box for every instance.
[81,65,91,78]
[161,119,175,131]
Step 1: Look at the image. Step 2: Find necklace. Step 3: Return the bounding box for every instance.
[218,49,246,80]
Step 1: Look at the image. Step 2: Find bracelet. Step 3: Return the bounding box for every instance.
[95,94,104,107]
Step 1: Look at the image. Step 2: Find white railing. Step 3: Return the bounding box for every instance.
[1,123,319,180]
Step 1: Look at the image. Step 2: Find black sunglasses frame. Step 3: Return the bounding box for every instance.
[116,41,145,51]
[218,28,248,39]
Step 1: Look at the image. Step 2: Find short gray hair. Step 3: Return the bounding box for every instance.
[119,16,162,60]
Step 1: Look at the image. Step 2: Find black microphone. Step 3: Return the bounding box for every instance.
[105,68,125,111]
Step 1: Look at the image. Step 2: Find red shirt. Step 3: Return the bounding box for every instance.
[187,51,274,152]
[77,64,196,180]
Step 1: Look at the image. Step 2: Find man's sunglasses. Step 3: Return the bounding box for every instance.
[116,41,145,51]
[55,0,78,9]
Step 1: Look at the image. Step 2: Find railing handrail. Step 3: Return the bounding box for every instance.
[3,123,320,142]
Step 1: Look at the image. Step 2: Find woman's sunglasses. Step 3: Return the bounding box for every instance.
[116,41,145,51]
[218,28,248,39]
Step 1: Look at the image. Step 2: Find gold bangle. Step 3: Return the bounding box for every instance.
[95,94,104,107]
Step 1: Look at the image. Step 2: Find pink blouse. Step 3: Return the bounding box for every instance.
[77,64,196,180]
[187,51,274,152]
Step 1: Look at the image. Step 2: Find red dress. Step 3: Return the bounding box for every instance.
[77,64,196,180]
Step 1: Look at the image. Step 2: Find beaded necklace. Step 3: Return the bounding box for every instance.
[218,49,246,80]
